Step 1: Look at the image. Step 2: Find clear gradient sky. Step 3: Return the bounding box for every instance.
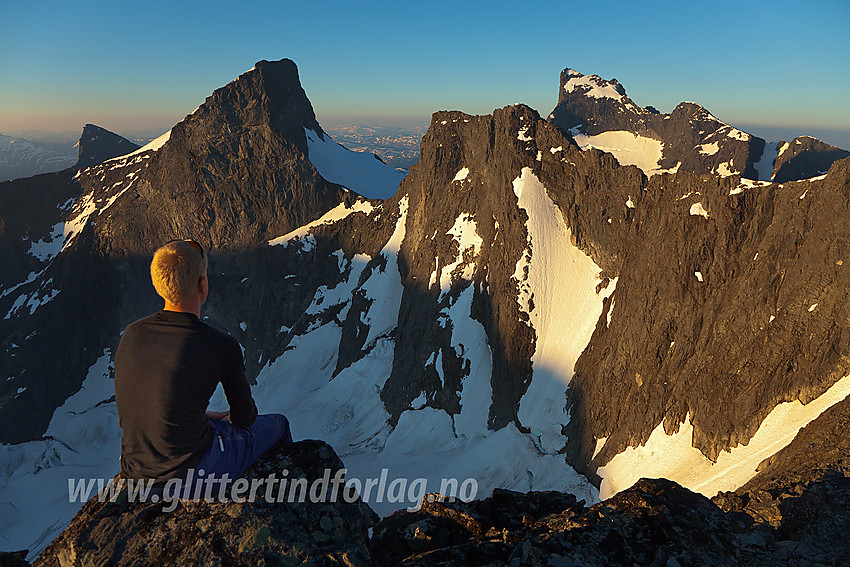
[1,0,849,144]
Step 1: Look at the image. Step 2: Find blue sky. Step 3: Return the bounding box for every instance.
[1,0,848,145]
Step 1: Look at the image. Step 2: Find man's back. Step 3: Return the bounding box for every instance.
[115,310,257,482]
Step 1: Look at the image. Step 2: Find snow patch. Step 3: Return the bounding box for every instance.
[715,161,735,177]
[572,131,665,175]
[437,213,483,297]
[730,178,771,196]
[563,73,624,102]
[268,200,374,248]
[725,127,750,141]
[690,202,710,218]
[453,167,470,182]
[697,142,719,155]
[107,129,171,163]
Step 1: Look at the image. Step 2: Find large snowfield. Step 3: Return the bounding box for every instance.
[572,131,667,175]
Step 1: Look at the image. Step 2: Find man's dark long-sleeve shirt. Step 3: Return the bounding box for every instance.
[115,310,258,482]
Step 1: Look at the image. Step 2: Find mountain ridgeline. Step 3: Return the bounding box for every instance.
[550,68,849,182]
[1,59,849,562]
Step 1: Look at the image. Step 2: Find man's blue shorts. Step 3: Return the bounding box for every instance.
[149,413,292,499]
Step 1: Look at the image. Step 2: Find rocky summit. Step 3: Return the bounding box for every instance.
[74,124,138,169]
[1,58,849,563]
[33,440,377,567]
[549,68,849,181]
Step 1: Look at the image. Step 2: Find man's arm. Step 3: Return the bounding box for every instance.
[220,337,258,426]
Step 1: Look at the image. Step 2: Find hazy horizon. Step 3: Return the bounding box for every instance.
[2,0,848,149]
[5,116,850,154]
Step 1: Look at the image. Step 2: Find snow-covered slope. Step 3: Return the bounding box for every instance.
[598,373,850,499]
[305,128,405,199]
[0,134,76,182]
[572,131,667,175]
[512,167,615,453]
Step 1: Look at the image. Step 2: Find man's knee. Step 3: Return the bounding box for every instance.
[270,413,292,443]
[257,413,291,443]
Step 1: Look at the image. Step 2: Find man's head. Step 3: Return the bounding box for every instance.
[150,240,208,310]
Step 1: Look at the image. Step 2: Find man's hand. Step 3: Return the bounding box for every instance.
[206,409,230,422]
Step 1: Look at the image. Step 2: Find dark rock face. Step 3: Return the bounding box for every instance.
[378,105,643,429]
[371,478,806,566]
[34,440,378,566]
[772,136,850,183]
[570,156,850,467]
[74,124,138,169]
[550,68,848,182]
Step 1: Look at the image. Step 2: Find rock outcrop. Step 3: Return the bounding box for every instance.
[34,440,378,566]
[28,439,850,566]
[713,395,850,563]
[371,478,814,566]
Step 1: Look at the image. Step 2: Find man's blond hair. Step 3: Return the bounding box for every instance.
[150,241,207,304]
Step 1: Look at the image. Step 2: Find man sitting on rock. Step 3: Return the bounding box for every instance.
[115,239,292,499]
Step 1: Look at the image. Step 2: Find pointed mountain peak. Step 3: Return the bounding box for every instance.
[177,58,323,154]
[75,124,139,168]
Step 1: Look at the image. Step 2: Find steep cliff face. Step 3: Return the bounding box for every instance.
[549,68,849,182]
[574,157,850,495]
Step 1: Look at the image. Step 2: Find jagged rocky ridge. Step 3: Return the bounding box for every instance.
[550,68,849,181]
[1,58,849,560]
